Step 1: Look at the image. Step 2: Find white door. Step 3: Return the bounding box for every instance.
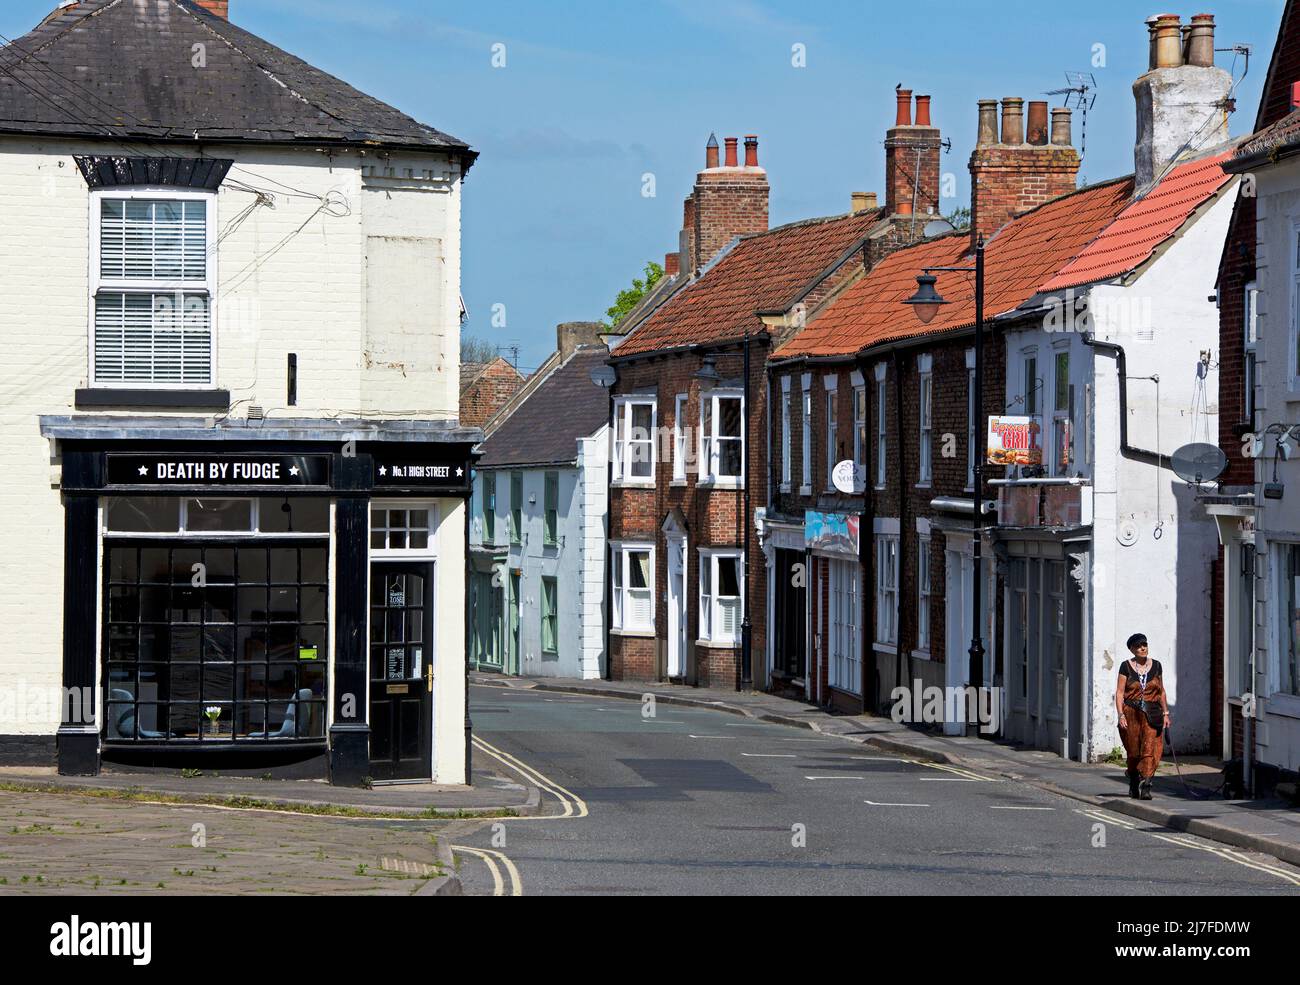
[666,536,687,678]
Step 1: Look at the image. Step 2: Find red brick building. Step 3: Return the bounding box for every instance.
[460,357,524,429]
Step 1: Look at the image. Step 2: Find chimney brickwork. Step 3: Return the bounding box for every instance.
[678,132,769,277]
[884,88,941,219]
[194,0,229,18]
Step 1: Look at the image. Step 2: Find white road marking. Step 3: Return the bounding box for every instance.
[1151,833,1300,886]
[724,723,777,728]
[918,777,978,782]
[865,799,930,808]
[741,753,797,758]
[639,718,687,725]
[990,805,1056,811]
[688,734,738,740]
[850,756,907,762]
[804,775,865,780]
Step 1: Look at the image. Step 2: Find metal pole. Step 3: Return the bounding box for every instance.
[970,237,986,703]
[741,331,753,691]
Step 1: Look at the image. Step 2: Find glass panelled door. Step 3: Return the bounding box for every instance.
[369,563,434,781]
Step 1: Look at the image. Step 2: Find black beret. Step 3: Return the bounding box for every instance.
[1126,633,1148,650]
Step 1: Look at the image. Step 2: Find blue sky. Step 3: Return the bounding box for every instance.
[3,0,1286,370]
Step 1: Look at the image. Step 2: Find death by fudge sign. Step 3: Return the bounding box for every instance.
[108,454,331,487]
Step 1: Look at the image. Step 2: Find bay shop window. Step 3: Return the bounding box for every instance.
[91,192,217,388]
[102,496,329,743]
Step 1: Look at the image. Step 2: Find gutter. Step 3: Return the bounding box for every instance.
[1081,336,1172,471]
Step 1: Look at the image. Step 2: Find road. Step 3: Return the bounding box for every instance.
[451,683,1300,896]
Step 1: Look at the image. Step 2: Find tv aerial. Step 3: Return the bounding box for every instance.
[1046,71,1097,161]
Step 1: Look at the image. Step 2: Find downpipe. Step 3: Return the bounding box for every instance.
[1081,335,1172,471]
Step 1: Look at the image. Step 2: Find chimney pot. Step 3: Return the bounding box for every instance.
[744,134,759,167]
[896,201,913,216]
[724,136,738,168]
[705,133,719,169]
[1187,14,1216,67]
[1154,14,1183,69]
[915,95,932,127]
[1147,15,1160,70]
[1000,96,1025,145]
[895,88,913,126]
[1026,100,1049,145]
[976,99,999,145]
[193,0,229,17]
[1050,107,1072,146]
[851,191,877,213]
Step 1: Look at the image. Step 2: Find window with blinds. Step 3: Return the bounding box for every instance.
[93,195,214,387]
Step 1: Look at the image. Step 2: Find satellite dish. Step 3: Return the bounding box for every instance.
[1170,442,1227,485]
[589,364,617,388]
[923,218,956,238]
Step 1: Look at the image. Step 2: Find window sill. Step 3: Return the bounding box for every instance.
[799,485,813,496]
[76,387,231,410]
[699,477,744,489]
[670,478,687,487]
[611,626,656,638]
[916,481,932,490]
[696,637,740,649]
[873,642,898,655]
[779,483,791,493]
[612,479,656,489]
[911,648,933,661]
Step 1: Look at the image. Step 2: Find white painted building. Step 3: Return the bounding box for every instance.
[0,0,479,784]
[468,343,611,680]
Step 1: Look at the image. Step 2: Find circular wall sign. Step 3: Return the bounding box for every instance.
[832,460,864,495]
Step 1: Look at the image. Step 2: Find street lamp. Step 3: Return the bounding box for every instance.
[903,236,987,705]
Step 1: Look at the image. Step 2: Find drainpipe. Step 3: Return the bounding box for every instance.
[893,350,907,697]
[1081,336,1172,470]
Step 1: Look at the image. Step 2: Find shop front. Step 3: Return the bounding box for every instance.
[40,417,478,786]
[806,510,864,713]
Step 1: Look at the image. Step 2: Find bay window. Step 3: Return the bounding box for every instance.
[699,550,743,644]
[700,390,743,482]
[611,543,654,632]
[613,398,656,482]
[92,192,217,387]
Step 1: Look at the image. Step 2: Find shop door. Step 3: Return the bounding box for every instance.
[369,563,434,781]
[774,549,807,680]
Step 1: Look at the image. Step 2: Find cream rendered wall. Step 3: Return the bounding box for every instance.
[433,498,468,783]
[0,136,464,740]
[1086,185,1235,759]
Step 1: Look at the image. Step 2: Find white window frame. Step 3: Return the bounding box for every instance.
[369,500,439,559]
[824,374,839,490]
[917,534,932,652]
[918,354,932,486]
[89,188,219,389]
[827,557,862,694]
[875,534,899,646]
[611,542,655,633]
[1051,343,1072,477]
[780,376,792,490]
[672,393,688,482]
[852,370,866,478]
[612,397,657,483]
[699,388,744,485]
[1244,280,1258,426]
[698,547,744,644]
[874,363,887,489]
[800,373,813,494]
[102,495,333,539]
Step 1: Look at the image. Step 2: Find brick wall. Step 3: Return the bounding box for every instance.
[693,170,769,274]
[460,358,524,428]
[608,343,769,687]
[969,145,1079,243]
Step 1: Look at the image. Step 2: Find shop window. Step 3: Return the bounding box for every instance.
[104,497,327,535]
[92,194,216,387]
[828,558,861,694]
[104,542,327,742]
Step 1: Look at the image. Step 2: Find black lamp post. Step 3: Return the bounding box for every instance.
[696,342,752,692]
[903,236,986,700]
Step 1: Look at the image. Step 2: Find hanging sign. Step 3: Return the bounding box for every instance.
[831,460,866,495]
[805,510,860,555]
[986,416,1042,466]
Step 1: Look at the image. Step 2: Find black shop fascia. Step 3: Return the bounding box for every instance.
[38,415,480,786]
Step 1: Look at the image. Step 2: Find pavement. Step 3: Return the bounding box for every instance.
[470,670,1300,870]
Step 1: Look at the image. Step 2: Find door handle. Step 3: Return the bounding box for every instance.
[426,664,433,690]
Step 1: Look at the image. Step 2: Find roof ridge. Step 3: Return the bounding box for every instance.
[738,207,881,242]
[3,0,120,65]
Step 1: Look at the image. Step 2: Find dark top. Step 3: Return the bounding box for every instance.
[1118,659,1162,684]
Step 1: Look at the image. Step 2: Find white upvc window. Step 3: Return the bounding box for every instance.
[780,376,792,489]
[613,397,656,482]
[827,558,862,694]
[918,354,932,485]
[874,363,887,489]
[1051,345,1072,476]
[1244,280,1258,427]
[673,393,688,481]
[700,389,744,482]
[800,374,813,492]
[611,542,654,632]
[852,371,867,477]
[876,534,899,645]
[699,548,744,643]
[917,535,932,651]
[90,190,218,387]
[824,374,839,489]
[967,347,978,489]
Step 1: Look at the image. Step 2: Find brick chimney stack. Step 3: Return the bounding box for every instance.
[679,132,769,277]
[1133,13,1232,191]
[968,95,1080,246]
[193,0,230,17]
[884,87,941,221]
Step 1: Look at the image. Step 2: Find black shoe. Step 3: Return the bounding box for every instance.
[1139,779,1153,800]
[1128,771,1140,799]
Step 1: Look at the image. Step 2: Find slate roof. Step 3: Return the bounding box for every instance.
[1042,149,1236,292]
[0,0,474,160]
[476,346,610,468]
[775,177,1134,359]
[612,209,882,358]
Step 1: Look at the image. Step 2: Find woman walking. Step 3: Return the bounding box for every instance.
[1115,633,1170,800]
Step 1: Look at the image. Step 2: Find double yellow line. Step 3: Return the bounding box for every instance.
[472,734,590,819]
[451,845,522,896]
[911,760,997,781]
